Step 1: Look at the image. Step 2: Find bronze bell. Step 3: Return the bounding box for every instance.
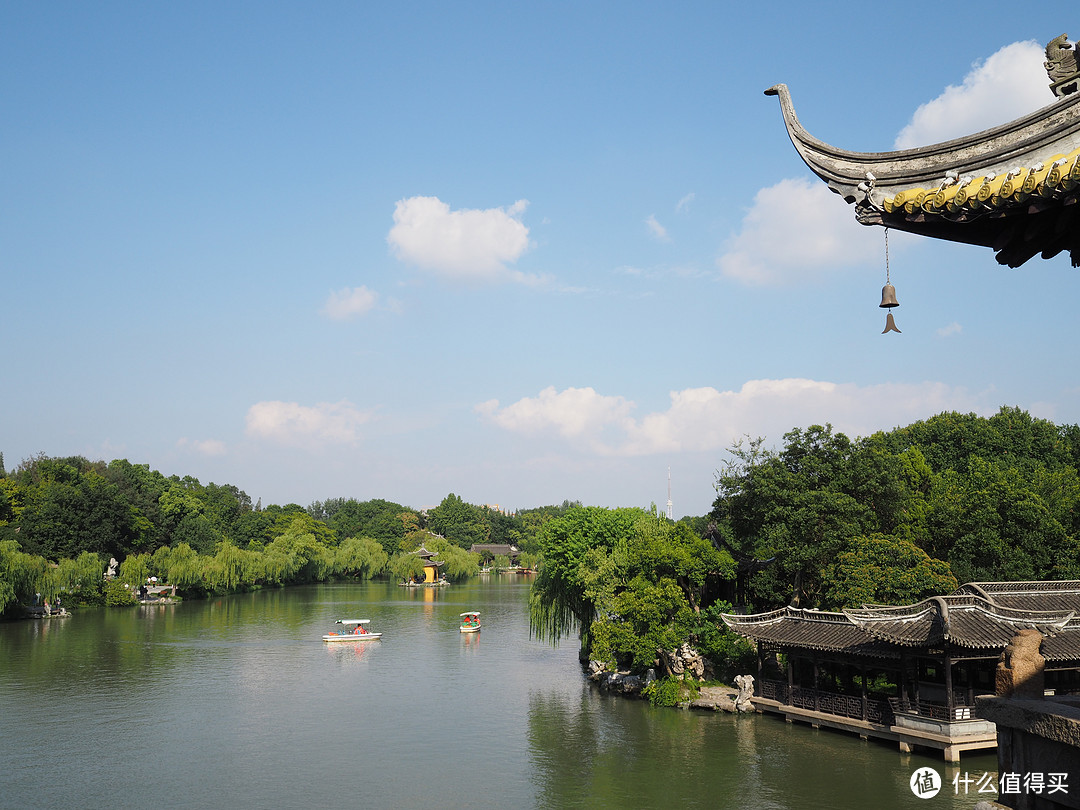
[879,284,899,308]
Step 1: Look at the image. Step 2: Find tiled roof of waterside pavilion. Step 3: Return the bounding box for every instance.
[765,38,1080,267]
[722,580,1080,661]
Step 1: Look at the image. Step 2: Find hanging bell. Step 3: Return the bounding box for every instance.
[879,284,899,308]
[882,312,901,334]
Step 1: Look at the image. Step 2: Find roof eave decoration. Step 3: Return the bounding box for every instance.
[765,78,1080,267]
[845,596,1076,649]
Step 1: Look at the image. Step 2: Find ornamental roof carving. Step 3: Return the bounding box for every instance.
[767,37,1080,267]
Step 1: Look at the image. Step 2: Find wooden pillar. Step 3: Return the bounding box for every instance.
[756,643,763,696]
[786,652,796,719]
[860,664,868,721]
[944,653,954,718]
[899,653,909,712]
[813,657,820,712]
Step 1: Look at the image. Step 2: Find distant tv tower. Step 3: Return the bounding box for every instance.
[666,466,673,520]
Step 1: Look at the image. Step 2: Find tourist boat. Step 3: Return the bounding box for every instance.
[322,619,382,642]
[459,612,481,633]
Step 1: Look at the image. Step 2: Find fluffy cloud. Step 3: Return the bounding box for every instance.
[176,438,226,456]
[476,386,633,449]
[322,285,378,320]
[387,196,534,283]
[894,41,1050,150]
[245,400,371,446]
[478,379,988,456]
[716,178,880,286]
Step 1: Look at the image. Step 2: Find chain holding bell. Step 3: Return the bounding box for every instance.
[879,229,900,333]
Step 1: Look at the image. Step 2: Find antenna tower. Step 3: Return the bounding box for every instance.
[666,466,673,520]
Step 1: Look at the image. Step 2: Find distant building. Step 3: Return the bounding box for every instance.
[410,545,445,584]
[469,544,520,564]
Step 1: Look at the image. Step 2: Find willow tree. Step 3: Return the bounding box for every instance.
[334,536,389,579]
[151,542,203,589]
[0,539,49,613]
[53,551,104,601]
[530,506,737,673]
[529,506,638,647]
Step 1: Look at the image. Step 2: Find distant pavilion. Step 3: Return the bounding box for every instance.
[410,545,446,585]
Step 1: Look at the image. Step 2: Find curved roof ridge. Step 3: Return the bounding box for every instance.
[764,82,1080,204]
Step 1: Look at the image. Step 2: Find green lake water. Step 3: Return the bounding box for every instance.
[0,577,999,809]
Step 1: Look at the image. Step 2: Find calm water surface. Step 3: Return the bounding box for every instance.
[0,578,998,809]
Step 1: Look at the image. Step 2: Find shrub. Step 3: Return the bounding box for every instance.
[103,579,137,606]
[642,674,700,707]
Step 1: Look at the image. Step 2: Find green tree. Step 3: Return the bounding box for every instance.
[152,543,204,589]
[825,533,957,609]
[0,539,48,614]
[119,553,151,588]
[713,426,889,609]
[530,506,736,674]
[334,536,389,580]
[529,506,639,645]
[260,518,334,584]
[18,463,146,560]
[389,552,428,583]
[427,493,489,548]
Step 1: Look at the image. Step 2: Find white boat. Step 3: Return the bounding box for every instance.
[459,611,481,633]
[323,619,382,642]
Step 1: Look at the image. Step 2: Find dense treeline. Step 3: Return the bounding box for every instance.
[0,452,572,615]
[710,406,1080,612]
[530,407,1080,687]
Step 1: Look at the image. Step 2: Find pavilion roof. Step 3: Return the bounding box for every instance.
[765,69,1080,267]
[721,606,899,659]
[722,580,1080,661]
[844,596,1074,651]
[954,580,1080,613]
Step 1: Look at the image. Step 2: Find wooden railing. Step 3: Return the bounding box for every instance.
[760,679,894,724]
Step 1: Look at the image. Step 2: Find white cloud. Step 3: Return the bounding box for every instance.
[387,196,535,283]
[322,285,379,320]
[645,214,669,241]
[476,386,633,450]
[717,177,880,286]
[894,41,1051,150]
[176,438,226,456]
[478,379,989,456]
[676,193,695,214]
[937,322,963,338]
[245,400,372,446]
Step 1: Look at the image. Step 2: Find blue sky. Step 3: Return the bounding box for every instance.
[5,2,1080,518]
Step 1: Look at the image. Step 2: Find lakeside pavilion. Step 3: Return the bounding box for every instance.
[721,580,1080,761]
[410,545,446,585]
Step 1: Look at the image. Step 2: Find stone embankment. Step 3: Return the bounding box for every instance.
[584,643,747,713]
